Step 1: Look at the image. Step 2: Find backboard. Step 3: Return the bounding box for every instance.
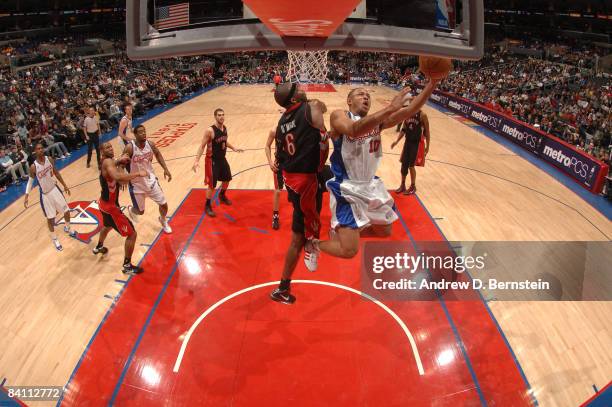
[126,0,483,60]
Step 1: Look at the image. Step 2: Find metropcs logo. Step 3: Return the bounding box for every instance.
[471,110,501,129]
[448,100,470,115]
[542,145,590,178]
[501,124,539,149]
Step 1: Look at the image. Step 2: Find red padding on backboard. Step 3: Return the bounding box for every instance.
[243,0,361,37]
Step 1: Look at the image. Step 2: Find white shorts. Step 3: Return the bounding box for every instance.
[327,177,398,229]
[40,186,69,219]
[128,179,167,212]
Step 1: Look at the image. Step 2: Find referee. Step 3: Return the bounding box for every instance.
[83,106,101,169]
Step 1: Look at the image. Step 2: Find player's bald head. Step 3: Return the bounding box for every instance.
[274,83,306,107]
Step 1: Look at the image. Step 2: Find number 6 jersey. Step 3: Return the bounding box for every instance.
[275,102,324,174]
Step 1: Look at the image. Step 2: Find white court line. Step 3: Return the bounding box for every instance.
[173,280,425,375]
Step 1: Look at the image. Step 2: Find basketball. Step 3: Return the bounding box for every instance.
[418,56,453,80]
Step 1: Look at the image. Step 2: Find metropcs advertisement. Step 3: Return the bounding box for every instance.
[424,88,608,193]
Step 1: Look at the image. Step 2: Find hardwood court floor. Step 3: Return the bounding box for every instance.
[0,84,610,406]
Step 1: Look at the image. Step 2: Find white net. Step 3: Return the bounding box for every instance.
[286,50,329,83]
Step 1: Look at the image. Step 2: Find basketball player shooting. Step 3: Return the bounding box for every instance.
[192,108,244,217]
[23,143,76,251]
[123,124,173,234]
[94,142,147,275]
[316,77,441,263]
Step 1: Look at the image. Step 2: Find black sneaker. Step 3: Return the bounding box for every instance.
[219,195,232,205]
[272,215,280,230]
[122,263,144,275]
[93,246,108,255]
[270,288,295,304]
[205,205,216,217]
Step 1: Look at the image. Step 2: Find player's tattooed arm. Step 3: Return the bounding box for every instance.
[51,157,71,195]
[150,142,172,181]
[192,128,212,172]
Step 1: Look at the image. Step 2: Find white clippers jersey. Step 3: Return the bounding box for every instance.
[121,115,132,138]
[34,156,57,194]
[129,140,156,192]
[330,111,383,182]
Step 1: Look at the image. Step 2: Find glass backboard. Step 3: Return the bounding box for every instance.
[126,0,483,60]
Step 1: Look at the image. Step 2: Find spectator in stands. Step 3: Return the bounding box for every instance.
[0,147,28,184]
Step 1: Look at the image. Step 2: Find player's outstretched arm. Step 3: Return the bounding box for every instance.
[331,88,411,139]
[382,79,440,129]
[150,143,172,181]
[226,142,243,153]
[192,128,212,172]
[104,159,146,182]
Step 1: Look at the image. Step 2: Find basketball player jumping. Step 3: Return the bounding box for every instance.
[391,106,430,195]
[123,124,173,234]
[94,142,147,275]
[268,83,331,304]
[118,103,134,150]
[316,79,440,264]
[23,143,76,251]
[192,108,243,217]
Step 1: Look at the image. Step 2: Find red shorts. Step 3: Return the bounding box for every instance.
[99,199,135,237]
[283,172,321,240]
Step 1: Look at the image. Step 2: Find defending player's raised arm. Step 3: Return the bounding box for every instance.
[308,99,327,131]
[150,142,172,182]
[382,79,440,130]
[117,141,133,166]
[192,128,212,172]
[331,88,411,139]
[265,126,278,171]
[51,157,70,195]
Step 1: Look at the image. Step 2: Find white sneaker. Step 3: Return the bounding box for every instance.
[60,155,66,159]
[53,238,63,251]
[159,216,172,234]
[66,152,71,156]
[63,225,77,238]
[304,238,320,272]
[127,206,140,223]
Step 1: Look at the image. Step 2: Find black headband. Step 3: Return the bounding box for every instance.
[282,83,297,107]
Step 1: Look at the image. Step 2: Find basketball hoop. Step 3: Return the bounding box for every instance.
[286,50,329,84]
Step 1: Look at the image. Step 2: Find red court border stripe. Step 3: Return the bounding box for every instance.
[393,204,488,406]
[407,194,537,406]
[580,381,612,406]
[108,188,218,404]
[56,188,198,406]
